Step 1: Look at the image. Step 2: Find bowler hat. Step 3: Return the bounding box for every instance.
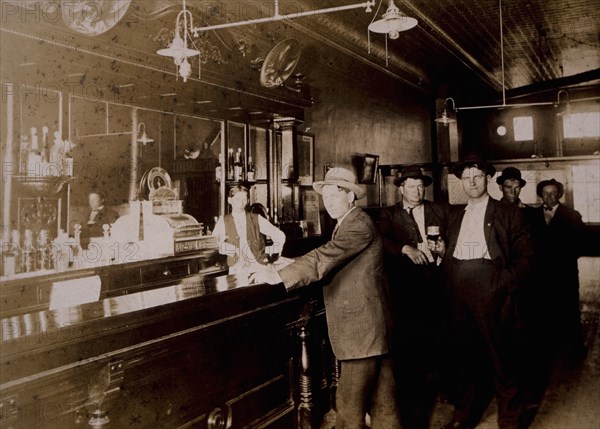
[313,167,365,199]
[452,153,496,178]
[496,167,526,187]
[536,178,564,198]
[393,165,433,187]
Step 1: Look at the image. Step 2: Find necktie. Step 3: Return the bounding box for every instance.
[407,207,423,243]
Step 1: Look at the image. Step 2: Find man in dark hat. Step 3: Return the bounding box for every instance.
[441,155,533,429]
[496,167,534,212]
[532,178,587,358]
[252,167,401,428]
[379,165,449,429]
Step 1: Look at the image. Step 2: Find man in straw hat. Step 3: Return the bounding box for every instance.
[252,167,401,428]
[440,154,533,429]
[379,165,449,429]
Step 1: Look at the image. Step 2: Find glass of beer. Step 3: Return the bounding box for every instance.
[426,226,441,260]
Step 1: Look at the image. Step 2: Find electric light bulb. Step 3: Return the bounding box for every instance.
[179,58,192,82]
[389,30,400,40]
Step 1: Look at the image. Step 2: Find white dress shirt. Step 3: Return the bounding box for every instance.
[453,195,491,260]
[543,204,558,225]
[408,204,435,263]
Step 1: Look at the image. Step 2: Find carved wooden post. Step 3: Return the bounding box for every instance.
[297,326,313,429]
[330,356,340,411]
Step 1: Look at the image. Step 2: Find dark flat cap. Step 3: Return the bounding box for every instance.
[393,165,433,187]
[496,167,526,187]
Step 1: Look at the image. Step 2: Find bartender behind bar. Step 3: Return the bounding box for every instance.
[212,186,286,268]
[81,191,119,249]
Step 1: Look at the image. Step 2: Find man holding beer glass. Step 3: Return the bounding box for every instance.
[379,165,449,429]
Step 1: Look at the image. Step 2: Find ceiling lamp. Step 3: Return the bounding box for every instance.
[136,123,154,145]
[369,0,417,39]
[157,1,376,82]
[367,0,417,66]
[156,0,200,82]
[435,98,457,126]
[554,90,571,116]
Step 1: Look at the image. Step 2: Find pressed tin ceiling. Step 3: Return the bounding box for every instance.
[1,0,598,111]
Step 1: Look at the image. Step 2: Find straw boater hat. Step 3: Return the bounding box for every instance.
[393,165,433,187]
[496,167,526,187]
[313,167,365,199]
[452,153,496,178]
[536,178,564,198]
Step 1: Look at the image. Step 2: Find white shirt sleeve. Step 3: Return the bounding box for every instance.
[258,215,286,255]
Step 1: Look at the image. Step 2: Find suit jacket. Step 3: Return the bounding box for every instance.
[87,207,119,237]
[278,207,390,360]
[380,200,448,262]
[442,197,533,294]
[532,203,585,288]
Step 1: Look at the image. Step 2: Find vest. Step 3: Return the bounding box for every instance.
[223,212,267,266]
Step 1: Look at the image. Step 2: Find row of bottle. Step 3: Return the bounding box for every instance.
[2,227,83,277]
[215,148,255,182]
[20,126,73,177]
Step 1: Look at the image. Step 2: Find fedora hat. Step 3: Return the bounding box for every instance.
[393,165,433,187]
[496,167,526,187]
[536,178,564,198]
[313,167,365,199]
[452,153,496,178]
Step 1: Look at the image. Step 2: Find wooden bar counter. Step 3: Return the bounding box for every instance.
[0,258,331,429]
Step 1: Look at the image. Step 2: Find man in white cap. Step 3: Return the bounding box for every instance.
[252,167,401,429]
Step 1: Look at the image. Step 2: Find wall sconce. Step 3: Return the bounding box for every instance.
[156,0,200,82]
[554,89,570,117]
[435,97,457,126]
[136,123,154,145]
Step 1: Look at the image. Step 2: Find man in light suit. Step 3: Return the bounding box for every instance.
[379,165,449,429]
[441,155,533,429]
[252,167,401,429]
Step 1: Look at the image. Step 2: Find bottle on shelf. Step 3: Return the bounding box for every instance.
[227,148,234,181]
[63,142,74,177]
[26,127,42,176]
[41,126,50,166]
[233,148,244,181]
[247,156,255,182]
[215,153,223,182]
[21,229,36,273]
[36,229,51,271]
[3,230,20,276]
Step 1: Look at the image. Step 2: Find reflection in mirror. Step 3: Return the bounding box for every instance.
[249,126,268,181]
[227,122,246,182]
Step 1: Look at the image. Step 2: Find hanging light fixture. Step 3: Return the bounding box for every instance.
[368,0,417,39]
[367,0,417,67]
[156,0,200,82]
[435,97,457,126]
[136,123,154,145]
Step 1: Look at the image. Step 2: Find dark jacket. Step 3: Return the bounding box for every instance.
[443,197,534,294]
[379,200,448,264]
[279,207,391,360]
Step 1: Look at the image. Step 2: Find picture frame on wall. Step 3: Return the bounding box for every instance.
[359,153,379,184]
[297,133,315,185]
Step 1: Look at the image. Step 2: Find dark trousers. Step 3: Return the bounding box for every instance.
[449,259,521,429]
[336,356,402,429]
[389,262,449,429]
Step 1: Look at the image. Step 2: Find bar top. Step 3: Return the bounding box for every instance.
[1,273,286,345]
